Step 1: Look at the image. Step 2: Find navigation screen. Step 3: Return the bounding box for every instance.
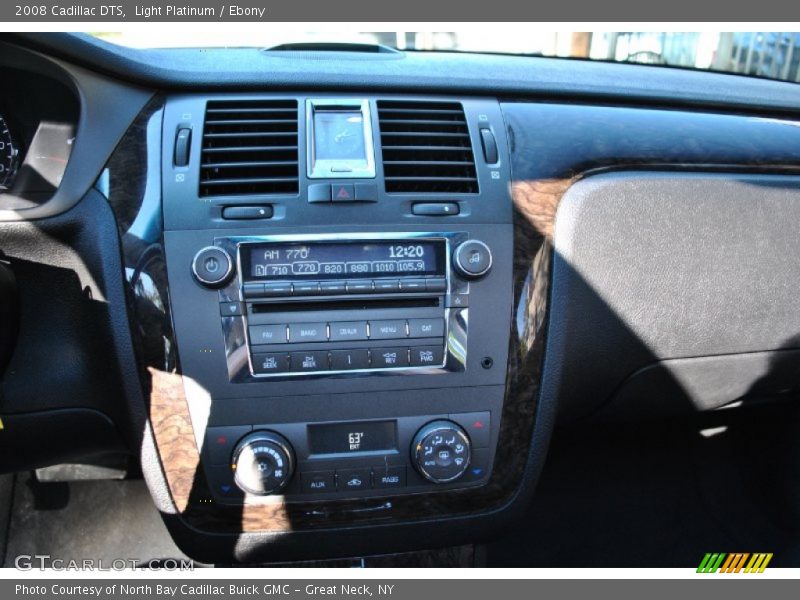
[313,110,366,161]
[245,240,445,280]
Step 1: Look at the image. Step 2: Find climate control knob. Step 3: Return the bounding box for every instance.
[191,246,234,288]
[411,420,471,483]
[231,431,295,495]
[453,240,492,279]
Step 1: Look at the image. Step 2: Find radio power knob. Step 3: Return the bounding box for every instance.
[231,432,295,495]
[453,240,493,279]
[411,420,471,484]
[191,246,234,288]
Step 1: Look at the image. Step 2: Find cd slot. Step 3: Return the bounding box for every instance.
[251,297,440,314]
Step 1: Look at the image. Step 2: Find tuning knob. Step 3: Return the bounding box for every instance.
[453,240,492,279]
[411,420,471,483]
[231,431,295,495]
[191,246,234,288]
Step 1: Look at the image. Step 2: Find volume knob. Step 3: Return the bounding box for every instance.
[453,240,492,279]
[231,432,295,495]
[411,420,471,484]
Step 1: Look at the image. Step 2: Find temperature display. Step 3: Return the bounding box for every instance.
[308,421,397,455]
[245,240,445,280]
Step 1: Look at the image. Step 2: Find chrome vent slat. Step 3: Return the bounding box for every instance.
[199,99,299,197]
[377,100,478,194]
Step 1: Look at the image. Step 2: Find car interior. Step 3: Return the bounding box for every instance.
[1,31,800,568]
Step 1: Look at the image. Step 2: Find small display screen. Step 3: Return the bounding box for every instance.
[313,110,366,161]
[308,421,397,455]
[245,240,445,280]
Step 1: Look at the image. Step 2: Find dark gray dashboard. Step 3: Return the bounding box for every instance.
[1,34,800,563]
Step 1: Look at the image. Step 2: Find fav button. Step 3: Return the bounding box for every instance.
[249,324,287,345]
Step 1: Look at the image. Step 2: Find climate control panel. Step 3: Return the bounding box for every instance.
[202,411,496,504]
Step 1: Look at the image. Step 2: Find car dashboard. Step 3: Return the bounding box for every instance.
[1,33,800,566]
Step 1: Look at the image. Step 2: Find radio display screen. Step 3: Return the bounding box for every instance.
[244,240,445,280]
[308,420,397,456]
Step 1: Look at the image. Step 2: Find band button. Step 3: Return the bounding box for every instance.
[288,323,328,343]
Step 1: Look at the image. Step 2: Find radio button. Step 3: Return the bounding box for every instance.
[371,347,409,368]
[330,349,370,370]
[399,279,426,292]
[369,320,408,340]
[249,324,288,345]
[252,352,291,375]
[425,278,447,292]
[408,318,445,338]
[346,280,373,294]
[410,346,445,367]
[290,351,329,372]
[263,282,293,297]
[293,281,320,296]
[337,468,371,491]
[243,282,265,298]
[319,281,347,295]
[373,466,406,489]
[373,279,400,293]
[288,323,328,343]
[329,321,368,342]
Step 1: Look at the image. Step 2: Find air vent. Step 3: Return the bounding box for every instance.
[199,99,299,197]
[377,100,478,194]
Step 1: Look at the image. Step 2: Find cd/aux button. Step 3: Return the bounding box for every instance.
[329,321,368,342]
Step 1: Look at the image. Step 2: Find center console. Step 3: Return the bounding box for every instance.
[151,94,519,548]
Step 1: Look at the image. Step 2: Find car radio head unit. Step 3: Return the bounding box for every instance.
[200,232,481,382]
[242,240,446,281]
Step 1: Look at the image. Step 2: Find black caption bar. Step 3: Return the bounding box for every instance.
[0,0,798,21]
[4,579,798,600]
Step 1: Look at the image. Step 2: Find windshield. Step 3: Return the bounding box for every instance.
[91,31,800,84]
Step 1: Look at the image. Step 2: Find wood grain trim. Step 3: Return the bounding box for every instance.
[141,177,575,533]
